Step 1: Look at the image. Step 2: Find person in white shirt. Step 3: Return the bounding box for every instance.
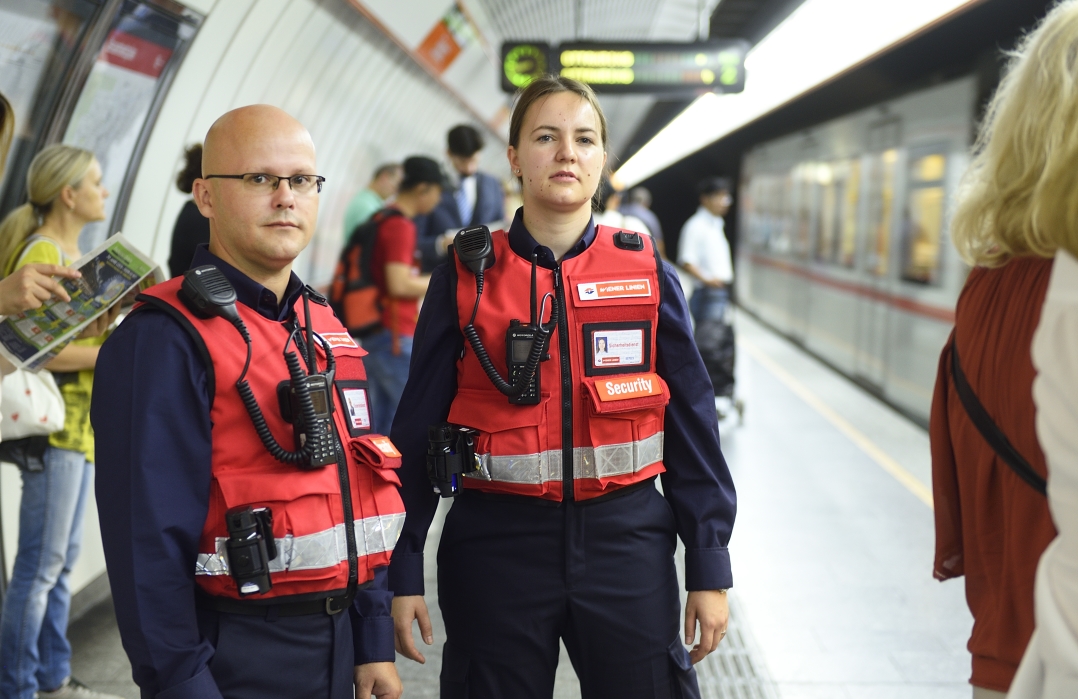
[678,177,733,325]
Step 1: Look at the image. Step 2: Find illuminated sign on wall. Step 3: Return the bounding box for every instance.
[501,42,552,91]
[500,40,749,95]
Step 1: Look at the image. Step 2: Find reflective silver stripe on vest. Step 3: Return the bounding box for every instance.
[467,432,664,485]
[195,512,406,577]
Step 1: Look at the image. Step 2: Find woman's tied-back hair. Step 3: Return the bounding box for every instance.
[952,0,1078,266]
[0,93,14,182]
[176,143,203,194]
[0,144,94,278]
[508,75,609,209]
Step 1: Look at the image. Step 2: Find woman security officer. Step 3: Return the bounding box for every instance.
[388,75,736,699]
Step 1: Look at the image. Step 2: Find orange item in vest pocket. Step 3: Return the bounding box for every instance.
[583,374,670,417]
[594,373,663,401]
[350,435,402,485]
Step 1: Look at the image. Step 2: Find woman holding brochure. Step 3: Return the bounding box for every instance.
[0,144,121,699]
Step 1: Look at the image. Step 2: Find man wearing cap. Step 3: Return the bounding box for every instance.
[362,156,443,435]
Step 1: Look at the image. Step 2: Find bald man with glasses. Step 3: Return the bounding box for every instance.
[91,105,403,699]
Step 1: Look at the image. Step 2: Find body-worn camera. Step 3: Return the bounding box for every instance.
[277,374,337,468]
[427,423,481,497]
[225,506,277,596]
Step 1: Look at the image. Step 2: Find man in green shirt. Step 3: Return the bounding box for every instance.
[342,163,402,241]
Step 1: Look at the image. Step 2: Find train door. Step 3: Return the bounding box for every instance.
[853,117,901,391]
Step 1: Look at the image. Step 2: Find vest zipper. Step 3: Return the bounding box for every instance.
[553,265,574,501]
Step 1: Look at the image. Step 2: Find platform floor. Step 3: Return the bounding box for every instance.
[66,310,973,698]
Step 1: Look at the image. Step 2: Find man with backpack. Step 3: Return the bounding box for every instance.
[332,156,444,434]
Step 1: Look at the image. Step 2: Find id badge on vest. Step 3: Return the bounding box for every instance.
[582,321,653,377]
[336,380,372,437]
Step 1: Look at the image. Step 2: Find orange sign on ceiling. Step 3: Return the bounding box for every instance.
[417,20,461,75]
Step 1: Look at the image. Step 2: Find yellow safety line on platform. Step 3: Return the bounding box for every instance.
[740,337,934,509]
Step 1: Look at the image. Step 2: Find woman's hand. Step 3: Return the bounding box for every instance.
[78,304,121,339]
[684,589,729,664]
[0,264,80,316]
[391,595,434,664]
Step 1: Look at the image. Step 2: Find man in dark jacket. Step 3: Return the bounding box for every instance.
[414,124,504,271]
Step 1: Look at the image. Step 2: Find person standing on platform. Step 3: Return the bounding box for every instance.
[0,144,119,699]
[389,75,735,699]
[414,124,504,271]
[168,143,211,278]
[678,177,735,399]
[342,162,402,241]
[91,105,404,699]
[678,177,733,318]
[956,3,1078,697]
[620,186,665,257]
[363,156,440,435]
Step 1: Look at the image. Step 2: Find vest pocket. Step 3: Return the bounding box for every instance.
[213,468,344,581]
[447,388,554,490]
[580,376,669,485]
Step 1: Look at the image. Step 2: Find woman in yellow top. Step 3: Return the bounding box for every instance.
[0,144,121,699]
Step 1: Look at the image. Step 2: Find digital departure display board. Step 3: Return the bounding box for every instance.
[500,40,749,95]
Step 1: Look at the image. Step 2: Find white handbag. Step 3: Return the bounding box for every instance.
[0,368,65,440]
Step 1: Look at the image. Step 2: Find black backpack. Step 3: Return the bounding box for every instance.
[329,208,403,338]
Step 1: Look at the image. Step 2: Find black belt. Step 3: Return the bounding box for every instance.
[196,589,357,617]
[460,475,656,507]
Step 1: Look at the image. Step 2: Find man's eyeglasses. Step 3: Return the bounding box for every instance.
[203,173,326,194]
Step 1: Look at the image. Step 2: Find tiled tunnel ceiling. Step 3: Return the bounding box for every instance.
[467,0,723,164]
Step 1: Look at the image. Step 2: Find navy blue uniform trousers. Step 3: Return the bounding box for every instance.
[436,483,700,699]
[191,608,354,699]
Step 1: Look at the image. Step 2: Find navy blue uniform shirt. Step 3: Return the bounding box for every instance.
[388,210,736,596]
[91,247,395,699]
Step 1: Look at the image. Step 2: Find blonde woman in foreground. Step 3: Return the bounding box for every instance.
[928,2,1078,697]
[985,1,1078,696]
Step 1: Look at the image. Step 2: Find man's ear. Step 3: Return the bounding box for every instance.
[192,178,213,219]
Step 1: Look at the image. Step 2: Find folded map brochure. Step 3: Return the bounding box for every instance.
[0,233,163,371]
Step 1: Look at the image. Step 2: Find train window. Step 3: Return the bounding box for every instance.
[816,166,837,263]
[839,159,860,267]
[793,164,816,260]
[814,161,857,266]
[0,0,101,215]
[865,149,898,276]
[901,152,947,284]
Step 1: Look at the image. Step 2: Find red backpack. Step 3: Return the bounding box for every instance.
[329,208,403,338]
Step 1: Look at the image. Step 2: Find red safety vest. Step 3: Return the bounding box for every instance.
[448,226,668,501]
[139,277,405,602]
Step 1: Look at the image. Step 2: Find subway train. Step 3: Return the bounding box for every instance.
[736,76,974,426]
